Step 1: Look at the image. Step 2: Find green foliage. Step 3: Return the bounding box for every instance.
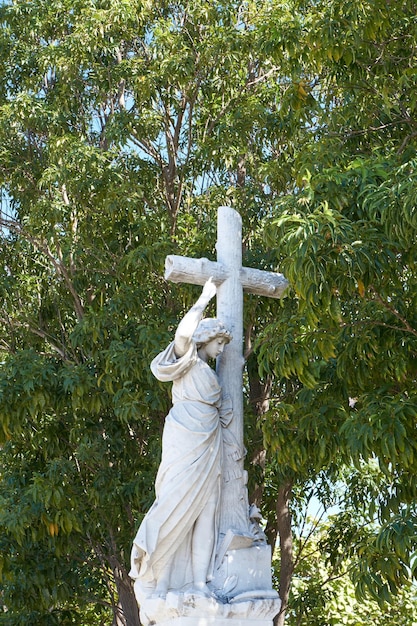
[284,510,417,626]
[1,0,417,623]
[255,0,417,614]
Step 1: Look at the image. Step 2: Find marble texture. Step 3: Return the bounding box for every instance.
[136,590,281,626]
[130,339,225,596]
[130,207,287,624]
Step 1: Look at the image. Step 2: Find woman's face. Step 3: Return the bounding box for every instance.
[199,336,227,361]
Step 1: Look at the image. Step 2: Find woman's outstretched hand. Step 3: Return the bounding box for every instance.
[174,277,217,358]
[201,277,216,303]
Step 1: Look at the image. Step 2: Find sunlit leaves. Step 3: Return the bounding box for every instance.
[286,509,417,625]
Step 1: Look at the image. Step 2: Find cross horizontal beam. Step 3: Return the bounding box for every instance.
[165,254,288,299]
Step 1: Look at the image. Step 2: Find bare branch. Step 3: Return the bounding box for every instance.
[368,285,417,338]
[398,129,417,154]
[246,65,279,87]
[115,45,126,110]
[0,215,84,321]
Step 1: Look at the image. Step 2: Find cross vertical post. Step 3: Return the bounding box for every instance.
[215,207,248,540]
[216,206,244,446]
[164,204,288,542]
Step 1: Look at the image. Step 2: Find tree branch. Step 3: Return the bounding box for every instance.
[368,285,417,337]
[0,216,84,321]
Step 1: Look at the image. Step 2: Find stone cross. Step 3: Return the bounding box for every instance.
[165,205,288,542]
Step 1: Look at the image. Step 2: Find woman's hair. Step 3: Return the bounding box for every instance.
[193,318,232,346]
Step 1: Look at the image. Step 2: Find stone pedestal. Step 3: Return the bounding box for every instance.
[158,619,275,626]
[135,542,281,626]
[136,588,281,626]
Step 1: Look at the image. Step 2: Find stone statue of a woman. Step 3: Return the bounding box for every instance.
[130,278,232,602]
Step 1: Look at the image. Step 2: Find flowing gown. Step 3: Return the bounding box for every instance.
[130,340,223,595]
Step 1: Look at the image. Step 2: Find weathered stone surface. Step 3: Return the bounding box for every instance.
[130,207,286,624]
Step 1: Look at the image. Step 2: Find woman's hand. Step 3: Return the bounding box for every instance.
[200,277,216,304]
[174,277,216,357]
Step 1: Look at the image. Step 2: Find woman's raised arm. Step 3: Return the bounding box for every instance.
[174,278,216,357]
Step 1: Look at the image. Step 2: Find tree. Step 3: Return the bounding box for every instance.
[255,0,417,622]
[283,505,417,626]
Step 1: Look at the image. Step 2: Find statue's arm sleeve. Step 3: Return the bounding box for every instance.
[150,341,197,382]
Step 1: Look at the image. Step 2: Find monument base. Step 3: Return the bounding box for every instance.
[158,618,275,626]
[135,543,281,626]
[137,591,281,626]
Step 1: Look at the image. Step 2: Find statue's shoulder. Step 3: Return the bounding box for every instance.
[150,340,197,382]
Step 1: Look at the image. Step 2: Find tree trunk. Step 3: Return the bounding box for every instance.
[274,479,294,626]
[113,566,142,626]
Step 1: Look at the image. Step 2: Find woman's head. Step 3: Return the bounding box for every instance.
[193,318,232,347]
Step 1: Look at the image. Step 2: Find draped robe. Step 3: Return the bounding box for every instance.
[130,341,223,596]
